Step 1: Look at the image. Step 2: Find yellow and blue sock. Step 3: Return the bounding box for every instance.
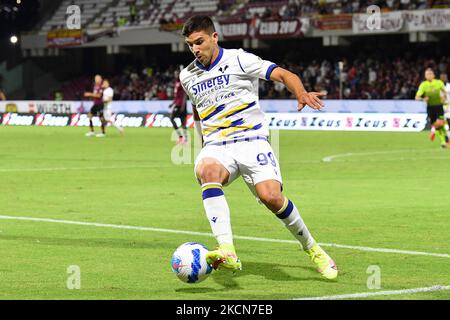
[201,183,233,245]
[275,197,315,250]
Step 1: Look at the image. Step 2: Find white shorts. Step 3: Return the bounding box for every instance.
[194,136,283,197]
[103,108,112,121]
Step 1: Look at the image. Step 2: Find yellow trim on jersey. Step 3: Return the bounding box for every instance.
[219,124,256,137]
[201,118,234,135]
[216,102,251,120]
[199,105,217,120]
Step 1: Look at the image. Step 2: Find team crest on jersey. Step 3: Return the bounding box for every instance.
[219,65,229,73]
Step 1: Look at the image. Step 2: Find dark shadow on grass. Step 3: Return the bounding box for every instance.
[175,287,219,294]
[210,261,332,286]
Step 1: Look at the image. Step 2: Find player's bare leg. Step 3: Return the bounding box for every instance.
[433,119,448,147]
[85,112,96,137]
[255,180,338,280]
[196,158,241,271]
[108,120,124,135]
[170,109,186,144]
[447,119,450,141]
[96,116,106,137]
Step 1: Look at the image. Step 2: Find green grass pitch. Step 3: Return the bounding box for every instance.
[0,126,449,300]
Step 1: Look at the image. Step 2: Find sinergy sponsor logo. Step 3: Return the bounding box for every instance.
[191,75,230,95]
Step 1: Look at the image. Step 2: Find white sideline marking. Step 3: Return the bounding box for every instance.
[295,285,450,300]
[0,165,171,172]
[0,215,449,259]
[322,149,436,162]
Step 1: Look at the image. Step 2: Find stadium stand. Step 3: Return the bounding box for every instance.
[40,0,115,32]
[37,0,450,33]
[50,53,450,101]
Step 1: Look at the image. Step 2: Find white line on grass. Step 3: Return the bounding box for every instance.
[0,215,449,259]
[0,165,172,172]
[294,285,450,300]
[322,149,437,162]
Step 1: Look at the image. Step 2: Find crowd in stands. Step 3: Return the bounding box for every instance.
[57,54,450,101]
[262,55,450,99]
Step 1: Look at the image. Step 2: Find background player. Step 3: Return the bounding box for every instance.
[416,68,448,147]
[169,69,188,144]
[440,73,450,140]
[84,74,105,137]
[102,79,124,136]
[180,16,337,280]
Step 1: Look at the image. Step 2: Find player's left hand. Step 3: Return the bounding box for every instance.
[297,92,325,112]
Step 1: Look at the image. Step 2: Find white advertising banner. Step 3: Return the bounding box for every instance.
[0,100,426,114]
[266,113,427,132]
[353,9,450,34]
[403,9,450,31]
[0,101,82,114]
[353,11,403,34]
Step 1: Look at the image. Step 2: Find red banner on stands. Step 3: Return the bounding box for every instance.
[313,14,353,30]
[220,18,307,40]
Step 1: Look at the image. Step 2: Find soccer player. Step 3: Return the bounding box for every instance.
[84,74,105,137]
[415,68,448,147]
[169,69,188,144]
[102,79,124,136]
[440,73,450,140]
[179,16,338,280]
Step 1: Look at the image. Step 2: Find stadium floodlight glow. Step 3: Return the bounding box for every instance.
[10,35,18,44]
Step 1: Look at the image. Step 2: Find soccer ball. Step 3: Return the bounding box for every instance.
[171,242,213,283]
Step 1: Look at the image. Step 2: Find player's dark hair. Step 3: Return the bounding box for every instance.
[182,15,215,37]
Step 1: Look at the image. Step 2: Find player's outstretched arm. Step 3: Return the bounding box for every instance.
[192,106,203,145]
[270,67,324,112]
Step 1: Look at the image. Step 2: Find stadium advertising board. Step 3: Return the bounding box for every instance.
[1,100,426,115]
[404,9,450,31]
[219,18,309,40]
[267,113,427,132]
[353,9,450,33]
[0,112,426,132]
[353,11,403,33]
[0,101,84,114]
[47,29,83,47]
[313,14,353,30]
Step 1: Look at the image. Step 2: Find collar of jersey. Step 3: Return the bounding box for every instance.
[195,47,224,71]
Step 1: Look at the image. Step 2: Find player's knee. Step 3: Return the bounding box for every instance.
[435,120,445,128]
[197,164,224,184]
[259,191,284,212]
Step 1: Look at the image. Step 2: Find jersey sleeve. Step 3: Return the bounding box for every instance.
[236,50,278,81]
[416,82,425,97]
[179,71,194,102]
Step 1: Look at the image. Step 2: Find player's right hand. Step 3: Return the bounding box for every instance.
[297,92,325,112]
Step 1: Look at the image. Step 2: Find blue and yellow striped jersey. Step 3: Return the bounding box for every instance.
[180,47,278,144]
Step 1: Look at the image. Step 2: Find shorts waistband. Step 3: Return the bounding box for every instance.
[204,136,268,147]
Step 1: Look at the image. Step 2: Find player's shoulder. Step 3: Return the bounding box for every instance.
[222,48,243,57]
[179,61,197,84]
